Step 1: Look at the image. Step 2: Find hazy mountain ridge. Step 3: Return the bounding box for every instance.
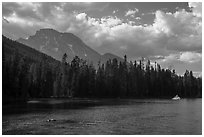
[18,28,123,66]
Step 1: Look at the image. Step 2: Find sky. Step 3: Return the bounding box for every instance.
[2,2,202,77]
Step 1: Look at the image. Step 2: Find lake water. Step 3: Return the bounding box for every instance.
[2,98,202,135]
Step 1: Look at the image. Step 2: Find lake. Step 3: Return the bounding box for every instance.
[2,98,202,135]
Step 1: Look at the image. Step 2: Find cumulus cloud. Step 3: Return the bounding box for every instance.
[125,8,139,17]
[152,10,202,52]
[135,17,141,20]
[188,2,202,17]
[158,52,202,64]
[155,52,202,75]
[179,52,202,63]
[76,9,201,58]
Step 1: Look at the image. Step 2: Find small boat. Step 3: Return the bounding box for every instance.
[172,95,181,100]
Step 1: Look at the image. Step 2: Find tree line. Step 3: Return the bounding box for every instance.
[3,37,202,104]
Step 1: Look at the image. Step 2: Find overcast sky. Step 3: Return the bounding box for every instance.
[2,2,202,77]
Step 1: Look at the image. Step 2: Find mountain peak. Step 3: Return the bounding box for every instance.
[35,28,81,41]
[17,28,122,66]
[38,28,59,33]
[35,28,60,36]
[17,28,102,65]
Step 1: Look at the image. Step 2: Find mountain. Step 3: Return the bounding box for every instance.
[17,28,123,66]
[3,35,59,65]
[102,53,124,63]
[17,29,112,65]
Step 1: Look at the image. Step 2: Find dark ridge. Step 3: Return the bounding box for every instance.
[3,35,60,65]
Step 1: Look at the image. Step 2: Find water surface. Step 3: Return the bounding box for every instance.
[2,98,202,135]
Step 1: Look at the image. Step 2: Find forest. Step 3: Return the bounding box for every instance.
[2,36,202,104]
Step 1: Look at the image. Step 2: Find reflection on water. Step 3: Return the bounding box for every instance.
[3,98,202,135]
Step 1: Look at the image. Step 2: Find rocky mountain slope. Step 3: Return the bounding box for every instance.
[18,28,123,66]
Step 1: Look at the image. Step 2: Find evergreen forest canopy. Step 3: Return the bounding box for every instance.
[2,35,202,104]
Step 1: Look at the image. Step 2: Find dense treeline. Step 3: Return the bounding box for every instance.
[3,36,202,104]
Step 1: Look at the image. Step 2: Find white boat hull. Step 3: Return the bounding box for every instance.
[172,97,180,100]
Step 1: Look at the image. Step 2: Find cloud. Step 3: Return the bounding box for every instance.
[66,5,202,76]
[188,2,202,17]
[2,3,20,16]
[141,11,155,16]
[193,71,202,77]
[125,8,139,17]
[3,2,43,21]
[3,2,201,57]
[157,52,202,64]
[80,9,201,58]
[179,52,202,63]
[152,10,201,52]
[156,52,202,76]
[135,17,141,20]
[2,2,202,76]
[112,9,118,14]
